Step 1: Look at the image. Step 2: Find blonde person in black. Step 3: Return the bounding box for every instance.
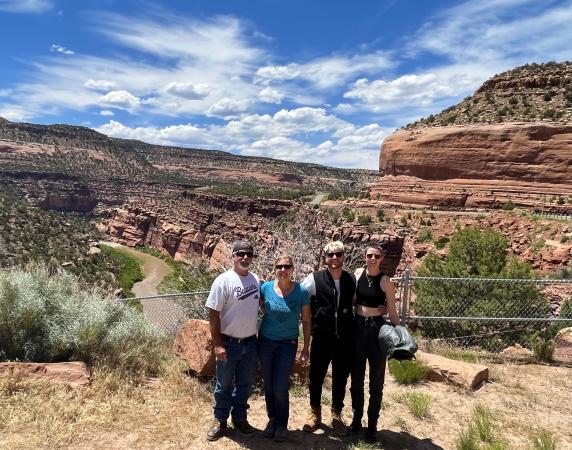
[349,245,399,442]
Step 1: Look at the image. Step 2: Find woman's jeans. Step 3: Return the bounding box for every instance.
[213,336,258,422]
[350,315,387,428]
[258,335,298,427]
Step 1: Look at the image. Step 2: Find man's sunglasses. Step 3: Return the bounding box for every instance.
[366,254,382,259]
[235,251,254,258]
[326,252,344,258]
[275,264,293,270]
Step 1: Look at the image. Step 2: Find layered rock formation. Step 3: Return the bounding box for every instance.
[380,123,572,184]
[377,62,572,212]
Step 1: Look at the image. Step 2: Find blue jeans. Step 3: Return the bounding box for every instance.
[258,335,298,427]
[213,337,258,422]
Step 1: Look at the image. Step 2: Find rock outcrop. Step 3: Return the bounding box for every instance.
[554,327,572,363]
[415,351,489,390]
[0,361,90,387]
[380,123,572,184]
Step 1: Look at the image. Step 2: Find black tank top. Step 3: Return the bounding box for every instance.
[356,270,386,308]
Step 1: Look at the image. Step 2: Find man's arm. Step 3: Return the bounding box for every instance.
[208,308,227,362]
[301,273,316,297]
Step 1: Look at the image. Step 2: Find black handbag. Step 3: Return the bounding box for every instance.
[378,324,418,360]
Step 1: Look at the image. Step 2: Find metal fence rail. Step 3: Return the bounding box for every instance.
[132,274,572,360]
[394,270,572,355]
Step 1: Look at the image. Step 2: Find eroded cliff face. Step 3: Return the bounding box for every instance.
[380,123,572,184]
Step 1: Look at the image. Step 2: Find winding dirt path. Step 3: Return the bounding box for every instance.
[100,242,173,297]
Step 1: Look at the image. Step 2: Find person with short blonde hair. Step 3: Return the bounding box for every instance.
[301,240,355,436]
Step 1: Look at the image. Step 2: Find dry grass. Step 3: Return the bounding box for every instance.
[0,359,571,449]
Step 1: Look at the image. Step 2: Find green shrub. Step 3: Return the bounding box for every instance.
[503,200,515,210]
[533,337,555,362]
[418,227,433,243]
[561,298,572,318]
[0,267,165,374]
[358,215,372,225]
[434,236,450,250]
[530,430,557,450]
[444,349,477,363]
[455,428,480,450]
[388,360,429,384]
[376,209,385,221]
[404,391,432,418]
[415,227,549,347]
[342,207,355,222]
[472,404,494,442]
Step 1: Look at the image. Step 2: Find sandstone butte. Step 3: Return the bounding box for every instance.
[380,123,572,184]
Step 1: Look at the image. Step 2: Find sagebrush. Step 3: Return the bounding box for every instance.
[0,266,166,374]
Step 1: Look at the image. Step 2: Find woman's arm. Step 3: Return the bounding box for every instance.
[300,304,311,362]
[381,275,400,326]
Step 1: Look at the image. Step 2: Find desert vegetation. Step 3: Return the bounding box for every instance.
[0,266,165,374]
[0,188,129,291]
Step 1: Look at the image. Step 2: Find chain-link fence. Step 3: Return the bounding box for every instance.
[393,271,572,359]
[134,291,209,334]
[132,274,572,362]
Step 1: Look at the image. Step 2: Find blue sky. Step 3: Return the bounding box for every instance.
[1,0,571,169]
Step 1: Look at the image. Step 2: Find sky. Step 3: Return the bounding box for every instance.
[0,0,571,169]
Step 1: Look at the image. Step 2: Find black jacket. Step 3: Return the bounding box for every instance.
[310,269,355,339]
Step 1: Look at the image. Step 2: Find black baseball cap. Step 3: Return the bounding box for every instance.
[232,240,254,253]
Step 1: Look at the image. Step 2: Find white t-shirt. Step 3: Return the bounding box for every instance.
[301,272,341,303]
[205,269,260,338]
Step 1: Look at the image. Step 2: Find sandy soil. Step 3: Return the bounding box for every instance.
[2,361,570,450]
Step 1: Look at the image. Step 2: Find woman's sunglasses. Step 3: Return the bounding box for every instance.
[366,254,382,259]
[275,264,293,270]
[326,252,344,258]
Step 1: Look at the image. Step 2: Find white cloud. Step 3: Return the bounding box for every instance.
[257,87,283,104]
[84,79,119,91]
[50,44,74,55]
[164,82,210,100]
[0,105,32,122]
[99,90,141,110]
[0,0,52,13]
[413,0,572,64]
[206,98,252,117]
[254,51,394,89]
[99,110,114,116]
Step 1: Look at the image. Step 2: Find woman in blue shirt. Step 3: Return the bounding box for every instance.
[258,255,311,442]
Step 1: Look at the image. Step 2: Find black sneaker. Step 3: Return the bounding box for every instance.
[348,419,362,436]
[206,420,227,441]
[274,426,288,443]
[233,419,255,436]
[365,426,377,443]
[263,419,276,438]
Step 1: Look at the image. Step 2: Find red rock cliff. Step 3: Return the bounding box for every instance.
[380,123,572,184]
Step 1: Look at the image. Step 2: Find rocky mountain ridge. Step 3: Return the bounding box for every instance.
[377,62,571,212]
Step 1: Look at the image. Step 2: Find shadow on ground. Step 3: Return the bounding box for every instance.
[220,424,444,449]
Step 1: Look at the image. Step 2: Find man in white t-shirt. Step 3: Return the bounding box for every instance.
[205,240,260,442]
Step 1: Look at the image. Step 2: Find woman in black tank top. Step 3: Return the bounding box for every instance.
[349,245,399,442]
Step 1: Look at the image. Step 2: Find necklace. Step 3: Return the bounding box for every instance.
[366,272,376,288]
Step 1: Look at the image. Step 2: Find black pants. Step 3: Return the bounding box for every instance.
[350,315,387,427]
[309,334,351,412]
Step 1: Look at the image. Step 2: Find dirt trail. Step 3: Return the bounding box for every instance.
[101,242,172,297]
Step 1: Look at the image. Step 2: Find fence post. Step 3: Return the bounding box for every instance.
[400,268,411,326]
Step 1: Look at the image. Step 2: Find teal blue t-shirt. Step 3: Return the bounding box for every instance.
[259,281,310,340]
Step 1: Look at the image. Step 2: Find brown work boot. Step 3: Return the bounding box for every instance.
[331,410,347,436]
[302,406,321,432]
[206,419,227,441]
